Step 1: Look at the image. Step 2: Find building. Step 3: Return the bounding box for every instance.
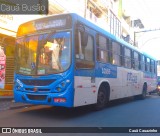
[0,14,44,96]
[0,0,143,97]
[49,0,143,45]
[0,15,17,96]
[49,0,122,38]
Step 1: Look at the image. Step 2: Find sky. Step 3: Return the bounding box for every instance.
[123,0,160,59]
[140,31,160,59]
[123,0,160,29]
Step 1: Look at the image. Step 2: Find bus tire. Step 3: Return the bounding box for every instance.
[140,84,147,99]
[135,84,147,100]
[94,84,109,110]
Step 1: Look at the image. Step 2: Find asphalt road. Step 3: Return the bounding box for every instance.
[0,94,160,136]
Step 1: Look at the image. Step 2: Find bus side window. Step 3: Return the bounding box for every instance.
[133,51,140,70]
[124,47,132,68]
[151,59,156,73]
[96,34,109,63]
[141,55,145,71]
[111,41,122,66]
[138,54,141,70]
[75,29,94,69]
[155,61,157,74]
[145,57,147,71]
[145,57,150,72]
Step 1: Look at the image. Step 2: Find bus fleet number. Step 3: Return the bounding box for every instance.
[102,68,111,75]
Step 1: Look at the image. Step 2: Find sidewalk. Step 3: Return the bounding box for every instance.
[0,97,32,111]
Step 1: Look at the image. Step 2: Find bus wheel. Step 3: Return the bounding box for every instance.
[141,84,147,99]
[94,86,108,110]
[135,84,147,100]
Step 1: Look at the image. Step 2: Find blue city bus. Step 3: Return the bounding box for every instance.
[14,13,157,110]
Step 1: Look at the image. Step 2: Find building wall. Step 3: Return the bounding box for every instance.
[0,33,15,96]
[50,0,123,38]
[0,15,42,96]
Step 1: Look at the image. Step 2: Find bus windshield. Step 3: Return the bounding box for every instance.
[15,31,71,75]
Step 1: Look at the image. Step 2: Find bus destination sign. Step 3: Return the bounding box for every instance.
[34,18,67,30]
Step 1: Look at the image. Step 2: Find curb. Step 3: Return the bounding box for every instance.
[0,98,33,111]
[10,104,34,110]
[10,100,34,110]
[0,97,13,101]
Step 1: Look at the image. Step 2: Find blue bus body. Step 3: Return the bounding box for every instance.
[14,13,157,109]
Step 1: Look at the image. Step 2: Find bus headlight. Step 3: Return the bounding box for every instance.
[56,87,62,92]
[55,79,70,92]
[61,82,65,87]
[16,86,21,91]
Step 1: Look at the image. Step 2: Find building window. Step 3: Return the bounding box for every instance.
[109,10,121,38]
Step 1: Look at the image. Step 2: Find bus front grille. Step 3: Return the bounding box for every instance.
[21,79,56,86]
[25,88,50,92]
[27,94,47,101]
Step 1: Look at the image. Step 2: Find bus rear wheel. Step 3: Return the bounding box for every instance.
[94,86,108,110]
[134,84,147,100]
[141,84,147,99]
